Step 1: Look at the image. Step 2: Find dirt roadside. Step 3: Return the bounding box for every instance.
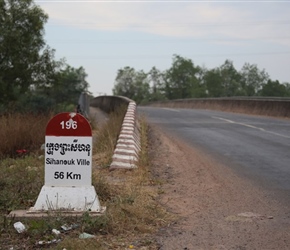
[148,124,290,250]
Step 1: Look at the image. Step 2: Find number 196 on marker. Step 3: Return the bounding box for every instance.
[60,119,77,130]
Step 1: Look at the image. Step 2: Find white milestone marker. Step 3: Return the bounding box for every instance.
[31,112,104,213]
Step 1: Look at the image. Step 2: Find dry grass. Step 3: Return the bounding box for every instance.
[0,108,173,249]
[0,113,52,158]
[92,105,127,168]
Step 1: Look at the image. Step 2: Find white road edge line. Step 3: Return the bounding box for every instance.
[162,108,180,112]
[212,116,290,139]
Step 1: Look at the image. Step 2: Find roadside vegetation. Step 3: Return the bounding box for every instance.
[0,113,52,159]
[0,109,173,249]
[113,56,290,104]
[0,0,90,115]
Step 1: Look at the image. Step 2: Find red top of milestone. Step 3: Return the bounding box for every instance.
[46,112,92,137]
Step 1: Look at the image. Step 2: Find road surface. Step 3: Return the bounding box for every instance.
[139,106,290,197]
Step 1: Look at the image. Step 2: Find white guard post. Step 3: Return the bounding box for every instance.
[30,112,104,213]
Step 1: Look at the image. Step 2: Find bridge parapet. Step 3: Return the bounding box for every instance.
[147,97,290,118]
[90,95,140,169]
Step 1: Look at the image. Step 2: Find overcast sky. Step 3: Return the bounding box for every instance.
[37,0,290,96]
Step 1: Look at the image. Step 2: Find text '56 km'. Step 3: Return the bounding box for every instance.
[54,171,81,180]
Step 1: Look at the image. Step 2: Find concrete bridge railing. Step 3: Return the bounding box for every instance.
[146,97,290,118]
[90,95,141,169]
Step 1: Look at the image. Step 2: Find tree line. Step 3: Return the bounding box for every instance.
[0,0,89,114]
[113,55,290,104]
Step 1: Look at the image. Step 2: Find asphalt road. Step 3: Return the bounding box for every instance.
[139,106,290,192]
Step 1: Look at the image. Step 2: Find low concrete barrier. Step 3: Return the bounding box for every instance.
[90,95,132,113]
[147,97,290,118]
[110,102,141,169]
[90,96,140,169]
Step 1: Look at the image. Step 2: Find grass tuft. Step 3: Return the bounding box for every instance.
[0,157,44,213]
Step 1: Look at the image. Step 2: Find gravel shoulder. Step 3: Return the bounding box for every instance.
[149,124,290,250]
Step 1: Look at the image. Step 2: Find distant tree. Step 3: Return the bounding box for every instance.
[219,60,242,97]
[13,64,89,113]
[52,65,89,105]
[259,80,287,97]
[240,63,269,96]
[195,65,207,91]
[134,70,151,104]
[164,55,204,99]
[113,56,289,102]
[113,67,137,99]
[112,67,150,104]
[204,68,224,97]
[14,91,55,113]
[0,0,56,106]
[148,67,167,101]
[284,82,290,97]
